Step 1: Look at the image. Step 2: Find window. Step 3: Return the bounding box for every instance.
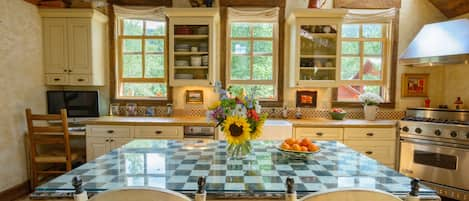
[117,19,167,99]
[227,22,278,100]
[337,23,392,102]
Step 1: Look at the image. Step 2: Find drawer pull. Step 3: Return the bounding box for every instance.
[316,132,323,136]
[366,133,374,137]
[155,131,163,134]
[77,78,85,82]
[107,130,114,134]
[53,78,61,81]
[110,139,114,142]
[365,151,373,155]
[105,139,109,142]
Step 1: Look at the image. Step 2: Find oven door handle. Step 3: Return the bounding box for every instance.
[401,137,469,150]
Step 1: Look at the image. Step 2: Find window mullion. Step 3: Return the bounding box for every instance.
[250,25,254,81]
[359,25,364,80]
[142,22,146,79]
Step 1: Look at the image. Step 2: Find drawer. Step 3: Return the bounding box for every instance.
[69,74,91,85]
[46,74,68,85]
[295,127,343,140]
[344,140,396,164]
[134,126,183,139]
[87,126,133,138]
[344,128,396,140]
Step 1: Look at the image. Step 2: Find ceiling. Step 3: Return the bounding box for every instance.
[429,0,469,18]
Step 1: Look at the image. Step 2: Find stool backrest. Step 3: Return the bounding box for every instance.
[88,187,191,201]
[300,188,402,201]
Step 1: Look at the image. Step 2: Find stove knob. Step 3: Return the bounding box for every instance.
[450,131,458,138]
[402,126,409,132]
[434,129,442,136]
[415,128,422,134]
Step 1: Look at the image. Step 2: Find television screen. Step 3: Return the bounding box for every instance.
[47,91,99,117]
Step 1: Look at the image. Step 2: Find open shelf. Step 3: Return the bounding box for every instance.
[174,51,209,55]
[174,34,209,39]
[300,67,336,70]
[173,66,209,69]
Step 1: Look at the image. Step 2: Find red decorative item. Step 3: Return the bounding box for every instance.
[308,0,320,8]
[424,98,431,108]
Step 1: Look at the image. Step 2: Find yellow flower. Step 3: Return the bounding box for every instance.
[224,116,251,145]
[250,119,265,140]
[208,101,221,110]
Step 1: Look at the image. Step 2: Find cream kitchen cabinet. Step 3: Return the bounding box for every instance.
[86,136,133,161]
[166,8,219,86]
[286,9,346,87]
[40,9,107,86]
[134,126,183,139]
[293,126,397,169]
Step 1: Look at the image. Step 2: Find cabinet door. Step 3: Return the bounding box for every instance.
[344,140,396,165]
[86,136,110,161]
[67,18,91,74]
[43,18,68,74]
[110,138,133,150]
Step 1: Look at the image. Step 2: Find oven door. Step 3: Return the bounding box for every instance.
[400,138,469,191]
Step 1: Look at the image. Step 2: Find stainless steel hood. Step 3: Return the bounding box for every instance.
[400,19,469,66]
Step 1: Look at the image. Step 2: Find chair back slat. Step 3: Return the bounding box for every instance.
[32,126,65,133]
[30,114,62,121]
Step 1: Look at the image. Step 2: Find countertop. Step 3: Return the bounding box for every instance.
[32,140,437,200]
[84,116,397,128]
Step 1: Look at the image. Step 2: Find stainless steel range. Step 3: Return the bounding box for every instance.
[399,107,469,201]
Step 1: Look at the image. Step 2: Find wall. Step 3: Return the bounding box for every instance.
[0,0,46,192]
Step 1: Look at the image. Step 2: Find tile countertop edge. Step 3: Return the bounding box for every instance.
[83,116,397,128]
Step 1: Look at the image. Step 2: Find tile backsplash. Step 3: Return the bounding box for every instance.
[111,105,405,120]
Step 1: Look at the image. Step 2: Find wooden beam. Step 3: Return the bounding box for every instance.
[334,0,401,9]
[429,0,469,18]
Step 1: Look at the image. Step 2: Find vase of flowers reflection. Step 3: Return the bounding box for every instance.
[207,82,267,159]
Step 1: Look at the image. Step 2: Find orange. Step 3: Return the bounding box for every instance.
[292,144,301,151]
[281,142,291,150]
[308,144,320,152]
[300,138,312,146]
[300,146,308,152]
[285,138,296,145]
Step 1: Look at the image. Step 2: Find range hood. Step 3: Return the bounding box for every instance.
[400,19,469,66]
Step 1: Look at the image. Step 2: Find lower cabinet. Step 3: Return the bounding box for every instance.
[86,125,184,161]
[294,126,397,169]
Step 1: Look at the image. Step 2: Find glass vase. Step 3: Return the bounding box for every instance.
[227,141,252,160]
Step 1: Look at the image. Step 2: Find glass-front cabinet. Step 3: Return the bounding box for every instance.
[166,8,219,86]
[287,9,346,87]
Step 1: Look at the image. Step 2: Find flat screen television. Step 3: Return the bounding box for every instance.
[47,91,99,117]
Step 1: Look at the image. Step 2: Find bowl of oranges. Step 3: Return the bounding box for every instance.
[277,138,320,159]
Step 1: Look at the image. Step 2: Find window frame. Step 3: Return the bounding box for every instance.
[115,18,169,101]
[226,21,280,101]
[333,15,398,108]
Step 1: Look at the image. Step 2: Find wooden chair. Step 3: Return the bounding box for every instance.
[26,108,79,188]
[87,187,192,201]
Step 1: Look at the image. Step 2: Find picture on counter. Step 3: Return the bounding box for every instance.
[296,90,317,108]
[186,90,204,104]
[402,73,429,97]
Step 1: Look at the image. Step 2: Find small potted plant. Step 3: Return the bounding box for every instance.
[359,93,384,121]
[330,108,346,120]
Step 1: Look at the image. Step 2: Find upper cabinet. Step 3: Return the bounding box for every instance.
[40,9,108,86]
[287,9,346,88]
[166,8,219,87]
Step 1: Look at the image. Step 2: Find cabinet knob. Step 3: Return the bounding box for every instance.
[155,130,163,134]
[107,130,114,134]
[105,139,109,142]
[53,78,61,81]
[366,133,374,137]
[110,139,114,142]
[365,151,373,155]
[77,78,85,82]
[316,132,323,136]
[296,82,299,86]
[64,69,68,72]
[209,82,212,85]
[68,69,73,72]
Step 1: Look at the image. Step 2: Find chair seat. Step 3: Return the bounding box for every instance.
[35,152,79,163]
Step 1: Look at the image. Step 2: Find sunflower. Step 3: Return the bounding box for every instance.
[223,116,251,145]
[250,119,265,140]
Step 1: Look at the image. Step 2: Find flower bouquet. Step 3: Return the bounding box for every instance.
[207,82,267,159]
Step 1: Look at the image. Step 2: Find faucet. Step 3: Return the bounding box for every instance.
[166,103,173,117]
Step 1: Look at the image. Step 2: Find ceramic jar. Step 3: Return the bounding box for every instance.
[364,105,378,121]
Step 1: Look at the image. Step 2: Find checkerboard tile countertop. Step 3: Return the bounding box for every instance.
[34,140,435,199]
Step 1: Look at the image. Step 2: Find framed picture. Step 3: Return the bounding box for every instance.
[401,73,429,97]
[186,90,204,104]
[296,91,317,108]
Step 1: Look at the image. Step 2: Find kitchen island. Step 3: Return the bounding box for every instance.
[31,140,439,200]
